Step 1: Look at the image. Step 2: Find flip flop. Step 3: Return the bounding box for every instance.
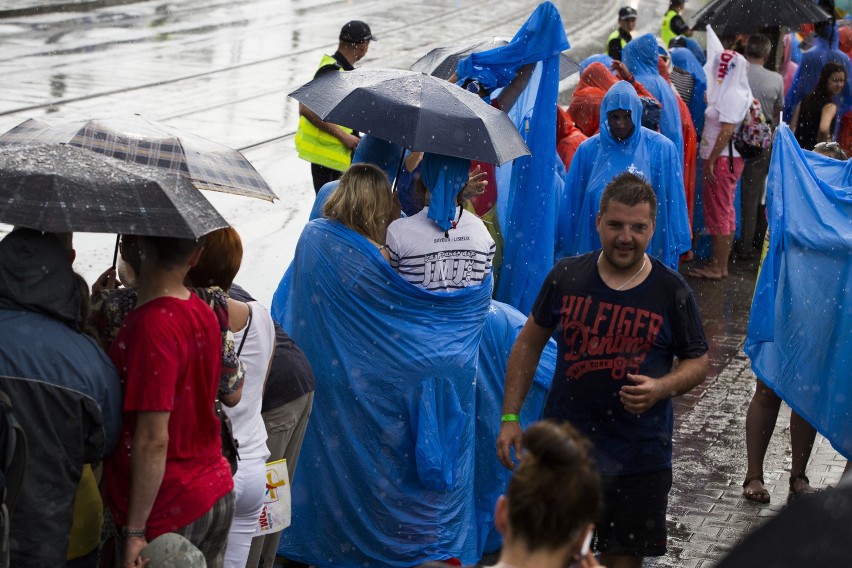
[743,475,771,504]
[688,267,724,280]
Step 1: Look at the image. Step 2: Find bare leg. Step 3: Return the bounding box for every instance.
[744,379,782,498]
[789,410,817,494]
[599,554,643,568]
[713,233,734,277]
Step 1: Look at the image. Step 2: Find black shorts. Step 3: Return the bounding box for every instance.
[595,468,672,557]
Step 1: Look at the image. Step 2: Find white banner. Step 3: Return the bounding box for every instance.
[254,458,291,536]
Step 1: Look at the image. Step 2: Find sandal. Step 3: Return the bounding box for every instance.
[742,475,771,503]
[688,267,725,280]
[788,474,816,503]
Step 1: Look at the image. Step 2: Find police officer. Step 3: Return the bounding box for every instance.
[607,6,637,62]
[661,0,691,48]
[296,21,375,193]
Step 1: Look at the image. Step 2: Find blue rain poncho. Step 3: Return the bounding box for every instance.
[671,46,707,137]
[623,33,684,164]
[422,153,471,232]
[784,32,852,119]
[473,301,556,556]
[457,1,569,314]
[556,81,690,268]
[745,125,852,460]
[579,53,614,73]
[274,218,492,566]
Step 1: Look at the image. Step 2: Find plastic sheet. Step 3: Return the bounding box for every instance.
[557,81,690,268]
[623,34,684,166]
[457,1,569,314]
[472,301,556,555]
[745,124,852,460]
[274,219,492,566]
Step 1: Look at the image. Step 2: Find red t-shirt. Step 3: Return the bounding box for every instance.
[104,294,233,538]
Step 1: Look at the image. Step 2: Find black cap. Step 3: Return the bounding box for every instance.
[340,21,375,43]
[619,6,638,19]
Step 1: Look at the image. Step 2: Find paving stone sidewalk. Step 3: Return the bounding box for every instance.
[648,260,846,567]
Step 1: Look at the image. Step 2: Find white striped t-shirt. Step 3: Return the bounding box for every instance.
[386,206,496,291]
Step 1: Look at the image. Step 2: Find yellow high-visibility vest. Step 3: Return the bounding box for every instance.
[295,54,354,172]
[661,9,679,48]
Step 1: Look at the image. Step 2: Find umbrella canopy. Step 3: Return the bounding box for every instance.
[289,68,530,165]
[409,37,580,81]
[0,115,277,201]
[692,0,831,35]
[0,144,229,239]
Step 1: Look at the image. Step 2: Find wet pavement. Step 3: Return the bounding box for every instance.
[1,1,846,566]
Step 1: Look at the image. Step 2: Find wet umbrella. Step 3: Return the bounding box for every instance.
[289,68,530,165]
[0,115,277,201]
[409,37,580,81]
[0,144,228,239]
[692,0,831,35]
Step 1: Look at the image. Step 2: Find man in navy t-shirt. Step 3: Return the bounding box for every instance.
[497,172,708,568]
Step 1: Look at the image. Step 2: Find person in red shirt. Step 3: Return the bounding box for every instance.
[104,235,235,568]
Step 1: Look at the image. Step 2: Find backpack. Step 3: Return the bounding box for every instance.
[731,97,773,160]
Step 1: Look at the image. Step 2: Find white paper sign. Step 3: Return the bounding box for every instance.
[254,458,291,536]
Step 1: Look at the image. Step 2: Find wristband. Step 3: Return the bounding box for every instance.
[501,413,520,423]
[123,527,146,539]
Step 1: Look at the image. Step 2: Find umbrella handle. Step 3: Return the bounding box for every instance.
[112,234,120,269]
[392,152,406,193]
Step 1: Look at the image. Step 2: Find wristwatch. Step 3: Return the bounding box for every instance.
[123,527,146,539]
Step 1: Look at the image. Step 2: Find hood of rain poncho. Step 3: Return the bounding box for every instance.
[421,153,471,232]
[569,62,619,136]
[274,218,491,566]
[579,53,614,73]
[705,49,752,125]
[557,81,690,268]
[681,36,706,66]
[671,46,708,135]
[472,300,556,556]
[556,106,587,170]
[784,32,852,119]
[456,1,569,314]
[623,33,684,163]
[745,124,852,461]
[352,134,405,183]
[0,228,79,329]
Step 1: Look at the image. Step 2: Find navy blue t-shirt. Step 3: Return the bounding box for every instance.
[531,251,708,476]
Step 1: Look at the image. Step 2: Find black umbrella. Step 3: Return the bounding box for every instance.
[0,144,228,239]
[409,37,580,81]
[692,0,831,35]
[289,68,530,165]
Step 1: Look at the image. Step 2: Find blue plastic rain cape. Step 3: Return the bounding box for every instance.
[623,33,684,166]
[473,300,556,556]
[670,46,707,137]
[556,81,690,268]
[682,36,706,66]
[745,125,852,460]
[274,219,492,566]
[421,153,471,232]
[456,1,569,314]
[784,33,852,119]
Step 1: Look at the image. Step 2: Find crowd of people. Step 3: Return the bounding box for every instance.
[3,1,852,567]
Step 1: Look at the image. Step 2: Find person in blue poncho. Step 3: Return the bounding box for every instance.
[557,80,690,269]
[784,21,852,121]
[670,42,707,137]
[623,33,684,162]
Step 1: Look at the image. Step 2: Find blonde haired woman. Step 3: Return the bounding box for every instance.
[323,163,394,261]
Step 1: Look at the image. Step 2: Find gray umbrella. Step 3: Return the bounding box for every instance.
[692,0,831,34]
[289,68,530,165]
[0,144,228,239]
[409,37,580,81]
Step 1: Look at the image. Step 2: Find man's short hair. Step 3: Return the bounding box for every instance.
[746,34,772,60]
[599,172,658,219]
[139,235,205,270]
